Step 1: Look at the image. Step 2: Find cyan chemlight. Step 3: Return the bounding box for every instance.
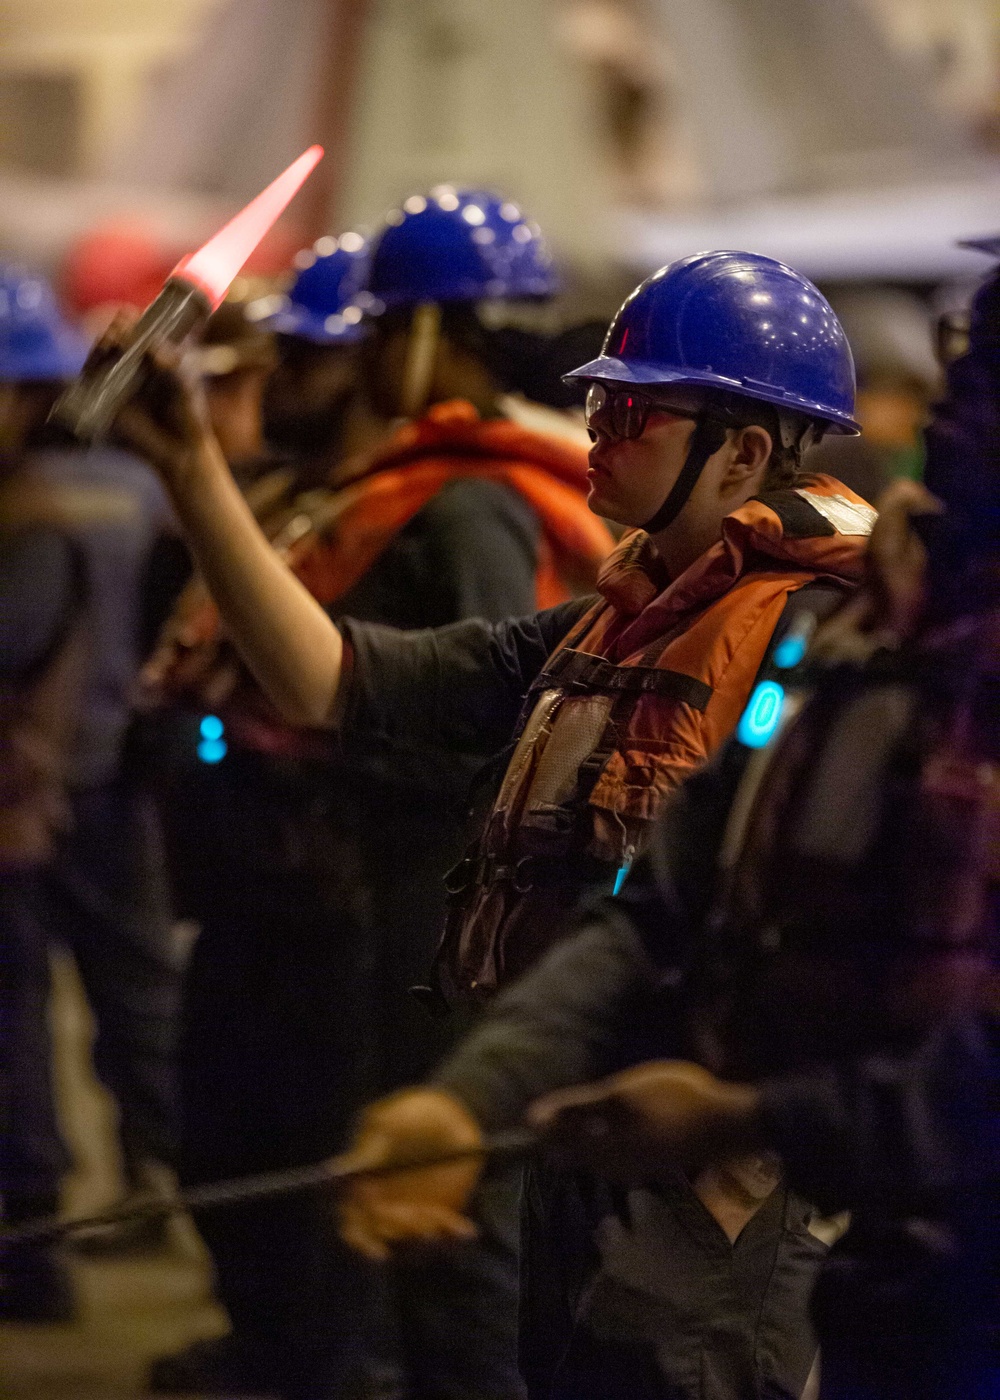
[737,680,785,748]
[197,737,228,764]
[772,633,807,669]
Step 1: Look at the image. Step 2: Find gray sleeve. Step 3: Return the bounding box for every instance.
[340,598,592,759]
[433,907,652,1131]
[0,527,79,681]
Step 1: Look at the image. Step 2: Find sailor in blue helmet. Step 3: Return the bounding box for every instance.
[97,247,869,1399]
[0,267,181,1317]
[251,232,379,470]
[141,197,609,1400]
[358,186,561,420]
[325,251,871,1400]
[504,238,1000,1400]
[0,263,88,1320]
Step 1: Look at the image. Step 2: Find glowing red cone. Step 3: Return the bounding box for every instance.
[51,146,324,440]
[173,145,324,309]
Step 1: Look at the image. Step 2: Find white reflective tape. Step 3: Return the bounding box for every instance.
[796,490,877,536]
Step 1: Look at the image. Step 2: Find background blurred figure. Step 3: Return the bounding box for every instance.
[810,287,941,500]
[0,267,181,1319]
[196,299,280,478]
[60,223,182,335]
[259,234,382,477]
[145,199,612,1400]
[0,275,89,1322]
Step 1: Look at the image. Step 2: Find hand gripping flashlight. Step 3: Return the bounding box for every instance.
[51,146,324,442]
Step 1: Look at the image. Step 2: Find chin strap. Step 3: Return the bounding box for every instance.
[641,414,729,535]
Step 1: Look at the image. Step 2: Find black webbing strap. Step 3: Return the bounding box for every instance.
[641,415,729,535]
[443,848,616,898]
[540,647,713,711]
[511,600,606,732]
[753,487,836,539]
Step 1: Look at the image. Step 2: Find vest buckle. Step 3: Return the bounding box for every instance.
[511,855,536,894]
[444,856,476,897]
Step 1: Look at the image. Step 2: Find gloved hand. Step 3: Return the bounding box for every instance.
[336,1088,485,1261]
[527,1060,762,1184]
[91,309,216,488]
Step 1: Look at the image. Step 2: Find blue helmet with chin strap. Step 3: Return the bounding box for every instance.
[366,187,559,310]
[567,250,859,434]
[0,265,89,382]
[254,234,370,345]
[566,250,859,533]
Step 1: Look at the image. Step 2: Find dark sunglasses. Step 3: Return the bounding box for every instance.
[584,382,700,441]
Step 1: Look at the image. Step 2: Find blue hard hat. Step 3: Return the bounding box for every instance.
[0,265,89,382]
[253,233,370,344]
[566,251,860,435]
[366,187,559,310]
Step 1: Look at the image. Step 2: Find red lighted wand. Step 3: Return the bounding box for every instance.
[51,145,324,441]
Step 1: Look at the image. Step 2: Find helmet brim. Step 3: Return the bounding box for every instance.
[261,306,367,345]
[1,341,90,383]
[563,354,861,436]
[958,236,1000,257]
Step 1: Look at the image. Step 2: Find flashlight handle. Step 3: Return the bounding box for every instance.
[50,278,211,442]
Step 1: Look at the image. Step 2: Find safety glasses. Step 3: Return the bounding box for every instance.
[584,382,700,441]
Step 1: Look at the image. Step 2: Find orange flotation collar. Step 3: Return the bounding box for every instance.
[291,400,612,611]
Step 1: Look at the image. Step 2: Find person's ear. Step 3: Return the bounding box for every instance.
[721,425,772,493]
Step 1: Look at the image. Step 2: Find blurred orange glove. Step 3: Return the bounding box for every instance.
[335,1088,485,1261]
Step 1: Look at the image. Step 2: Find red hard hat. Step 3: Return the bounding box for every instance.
[61,223,180,314]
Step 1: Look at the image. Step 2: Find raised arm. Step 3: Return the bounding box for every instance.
[105,328,344,728]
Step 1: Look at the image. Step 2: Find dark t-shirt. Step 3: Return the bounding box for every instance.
[335,476,542,630]
[339,596,593,792]
[325,474,591,804]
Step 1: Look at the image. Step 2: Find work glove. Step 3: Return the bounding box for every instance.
[527,1060,762,1185]
[335,1087,485,1261]
[91,309,215,488]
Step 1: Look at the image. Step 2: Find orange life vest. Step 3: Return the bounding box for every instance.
[143,399,613,751]
[438,475,875,1000]
[293,399,613,611]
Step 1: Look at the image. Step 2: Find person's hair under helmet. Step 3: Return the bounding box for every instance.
[564,250,860,533]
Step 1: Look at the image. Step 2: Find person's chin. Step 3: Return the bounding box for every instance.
[587,480,619,518]
[588,483,636,529]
